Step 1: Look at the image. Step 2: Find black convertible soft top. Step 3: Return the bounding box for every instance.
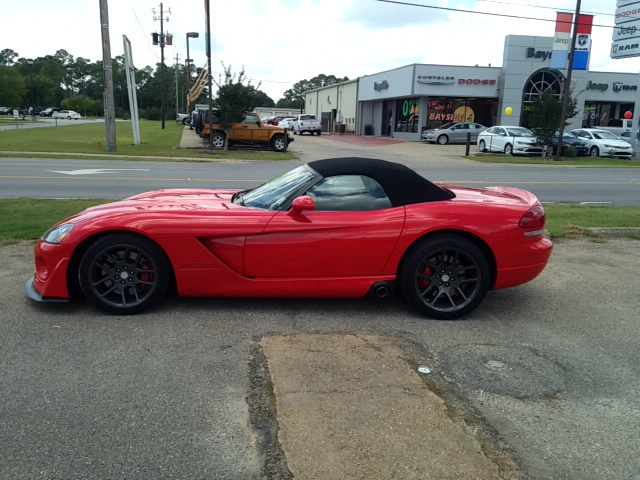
[308,157,455,207]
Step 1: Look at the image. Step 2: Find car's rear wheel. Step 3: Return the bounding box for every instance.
[212,132,226,149]
[79,234,171,314]
[437,135,449,145]
[504,143,513,156]
[316,130,322,135]
[478,139,486,152]
[400,235,490,320]
[590,146,600,157]
[271,134,286,152]
[67,116,71,120]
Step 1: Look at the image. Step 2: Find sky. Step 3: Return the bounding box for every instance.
[1,0,638,102]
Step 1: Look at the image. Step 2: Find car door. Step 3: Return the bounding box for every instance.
[453,123,469,143]
[243,175,405,278]
[485,127,506,152]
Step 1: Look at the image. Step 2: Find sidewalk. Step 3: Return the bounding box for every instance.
[178,125,205,149]
[261,333,516,479]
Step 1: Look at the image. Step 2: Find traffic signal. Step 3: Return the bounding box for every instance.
[152,33,159,45]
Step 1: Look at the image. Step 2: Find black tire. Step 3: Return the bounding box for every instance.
[79,234,171,314]
[182,117,190,125]
[546,145,555,156]
[478,139,486,152]
[504,143,513,156]
[316,130,322,135]
[437,135,449,145]
[400,234,490,320]
[271,134,286,152]
[212,132,226,149]
[67,116,71,120]
[590,146,600,157]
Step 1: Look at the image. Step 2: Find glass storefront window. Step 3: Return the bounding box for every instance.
[426,97,497,129]
[394,98,420,133]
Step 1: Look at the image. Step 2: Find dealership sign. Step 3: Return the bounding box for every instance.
[612,0,640,58]
[416,75,456,85]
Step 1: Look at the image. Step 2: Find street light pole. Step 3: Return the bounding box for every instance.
[185,32,199,115]
[27,59,34,114]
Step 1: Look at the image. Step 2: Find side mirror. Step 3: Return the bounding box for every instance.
[288,196,315,216]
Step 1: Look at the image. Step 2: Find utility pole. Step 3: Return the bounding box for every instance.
[174,53,180,116]
[205,0,214,151]
[555,0,582,161]
[99,0,116,152]
[153,3,171,129]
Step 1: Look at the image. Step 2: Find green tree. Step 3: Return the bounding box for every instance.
[0,66,27,106]
[214,64,262,149]
[528,89,578,159]
[281,74,349,110]
[0,48,18,66]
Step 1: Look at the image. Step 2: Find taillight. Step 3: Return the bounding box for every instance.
[519,205,546,229]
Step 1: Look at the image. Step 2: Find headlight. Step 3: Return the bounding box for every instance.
[603,144,616,148]
[42,224,73,244]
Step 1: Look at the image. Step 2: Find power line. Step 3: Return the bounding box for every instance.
[375,0,616,29]
[472,0,614,18]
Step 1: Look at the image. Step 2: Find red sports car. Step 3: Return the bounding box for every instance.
[25,158,552,319]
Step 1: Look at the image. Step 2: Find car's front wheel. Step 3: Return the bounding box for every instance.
[437,135,449,145]
[271,134,287,152]
[504,143,513,156]
[590,146,600,157]
[478,139,486,152]
[79,234,171,314]
[546,145,555,156]
[400,235,490,320]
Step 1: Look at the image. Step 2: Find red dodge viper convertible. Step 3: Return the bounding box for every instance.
[25,158,552,319]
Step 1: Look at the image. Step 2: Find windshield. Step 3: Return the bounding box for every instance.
[505,127,533,137]
[592,130,621,140]
[238,165,316,210]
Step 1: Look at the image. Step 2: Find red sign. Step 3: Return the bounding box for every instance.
[458,79,496,86]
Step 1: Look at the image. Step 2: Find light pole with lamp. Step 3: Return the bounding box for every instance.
[185,32,199,115]
[27,59,34,119]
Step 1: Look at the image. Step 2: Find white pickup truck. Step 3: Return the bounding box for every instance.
[599,118,633,136]
[291,114,322,135]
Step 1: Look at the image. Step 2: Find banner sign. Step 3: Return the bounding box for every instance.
[550,12,573,70]
[612,1,640,58]
[573,15,593,70]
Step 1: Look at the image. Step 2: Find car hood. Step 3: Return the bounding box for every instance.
[594,139,631,147]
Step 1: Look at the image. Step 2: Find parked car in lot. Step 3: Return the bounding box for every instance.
[0,106,11,115]
[25,157,552,320]
[546,130,589,156]
[52,110,81,120]
[477,126,542,156]
[422,122,487,145]
[176,113,190,125]
[278,117,296,129]
[571,128,633,158]
[40,107,62,117]
[619,130,639,145]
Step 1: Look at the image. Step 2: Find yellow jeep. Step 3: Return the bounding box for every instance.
[199,112,294,152]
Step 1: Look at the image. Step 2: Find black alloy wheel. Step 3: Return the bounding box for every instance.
[401,235,490,320]
[79,234,170,314]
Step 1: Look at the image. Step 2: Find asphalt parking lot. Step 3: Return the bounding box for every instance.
[2,237,639,479]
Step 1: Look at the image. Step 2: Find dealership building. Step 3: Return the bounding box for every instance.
[304,35,640,140]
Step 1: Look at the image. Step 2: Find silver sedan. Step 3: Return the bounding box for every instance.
[421,122,487,145]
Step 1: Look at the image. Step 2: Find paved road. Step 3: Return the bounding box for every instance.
[2,238,640,479]
[1,152,639,205]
